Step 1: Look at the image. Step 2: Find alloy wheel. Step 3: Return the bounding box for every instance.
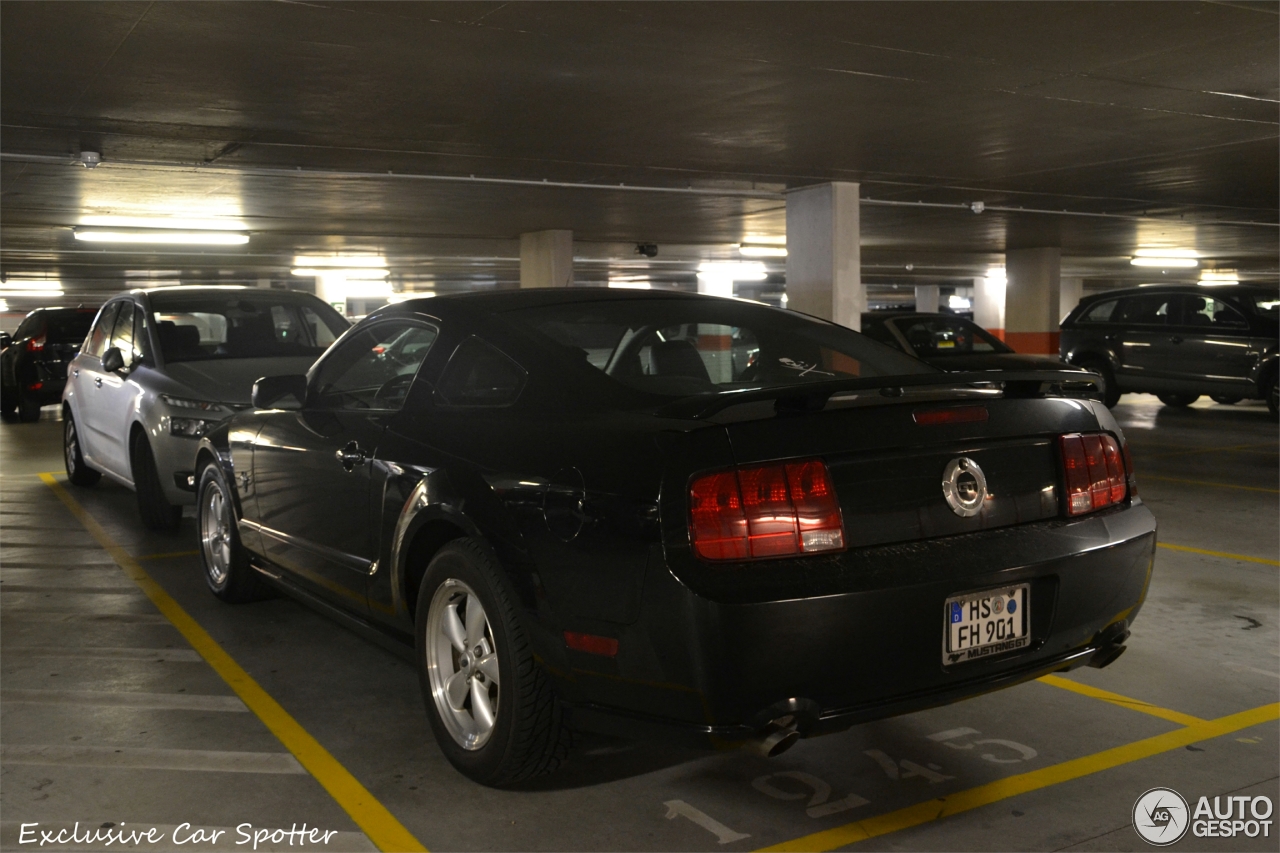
[64,419,78,476]
[425,579,501,750]
[200,480,233,587]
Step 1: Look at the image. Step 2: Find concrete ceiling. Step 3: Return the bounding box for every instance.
[2,0,1277,307]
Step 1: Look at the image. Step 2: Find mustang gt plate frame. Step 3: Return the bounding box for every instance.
[943,584,1030,666]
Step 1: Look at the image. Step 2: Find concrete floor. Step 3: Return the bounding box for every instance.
[1,396,1276,852]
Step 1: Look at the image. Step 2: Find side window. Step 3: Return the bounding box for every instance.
[109,301,137,364]
[300,306,340,348]
[84,303,121,360]
[436,337,527,408]
[311,321,438,411]
[1182,296,1248,329]
[132,307,151,362]
[1081,300,1117,323]
[13,313,41,341]
[1116,294,1176,326]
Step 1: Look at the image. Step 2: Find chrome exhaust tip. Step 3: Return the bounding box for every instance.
[745,715,800,758]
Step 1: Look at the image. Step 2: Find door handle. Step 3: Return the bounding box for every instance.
[73,368,79,378]
[335,441,367,472]
[94,376,103,388]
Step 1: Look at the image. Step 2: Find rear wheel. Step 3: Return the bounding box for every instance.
[1156,392,1200,408]
[1076,357,1120,408]
[1266,373,1278,417]
[63,412,101,486]
[1209,395,1242,405]
[416,539,571,786]
[130,432,182,530]
[198,461,267,602]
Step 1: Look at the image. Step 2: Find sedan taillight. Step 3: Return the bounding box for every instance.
[26,335,45,352]
[689,459,844,561]
[1060,433,1129,516]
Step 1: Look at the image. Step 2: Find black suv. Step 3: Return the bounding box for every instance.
[1,307,97,421]
[1060,285,1279,414]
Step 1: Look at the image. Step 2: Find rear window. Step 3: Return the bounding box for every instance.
[890,316,1009,356]
[149,292,348,363]
[1246,292,1279,319]
[1116,294,1177,325]
[505,297,932,400]
[45,311,96,344]
[1078,300,1117,323]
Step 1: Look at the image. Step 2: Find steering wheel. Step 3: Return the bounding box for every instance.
[374,372,415,403]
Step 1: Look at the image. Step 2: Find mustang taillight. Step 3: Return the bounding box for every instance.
[1060,433,1129,516]
[689,459,844,561]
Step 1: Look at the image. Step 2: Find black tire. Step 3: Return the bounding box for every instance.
[415,538,572,786]
[17,393,41,422]
[1266,373,1278,417]
[197,460,268,603]
[63,411,101,486]
[1209,395,1242,405]
[130,432,183,530]
[1077,357,1120,408]
[1156,392,1200,408]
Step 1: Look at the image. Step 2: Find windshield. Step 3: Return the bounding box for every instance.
[890,316,1010,357]
[1246,292,1280,319]
[505,297,934,399]
[149,292,348,363]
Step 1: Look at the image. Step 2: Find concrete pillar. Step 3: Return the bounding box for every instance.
[785,182,863,329]
[1059,277,1083,323]
[520,230,573,289]
[973,274,1006,340]
[914,284,940,314]
[1004,247,1061,354]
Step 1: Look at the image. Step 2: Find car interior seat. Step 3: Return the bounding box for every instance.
[650,339,711,382]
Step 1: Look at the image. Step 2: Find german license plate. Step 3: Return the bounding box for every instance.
[943,585,1029,665]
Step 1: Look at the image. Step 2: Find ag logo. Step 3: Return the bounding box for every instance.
[941,457,986,517]
[1133,787,1190,845]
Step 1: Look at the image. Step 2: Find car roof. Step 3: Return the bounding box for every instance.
[864,311,973,321]
[1079,284,1275,303]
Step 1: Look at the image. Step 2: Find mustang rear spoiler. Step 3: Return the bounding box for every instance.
[657,369,1102,419]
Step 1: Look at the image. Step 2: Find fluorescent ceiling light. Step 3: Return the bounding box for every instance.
[387,292,436,303]
[609,281,652,289]
[948,295,972,310]
[292,267,389,280]
[74,229,249,245]
[1133,248,1199,259]
[1131,257,1198,268]
[1,280,64,296]
[697,262,768,282]
[0,299,9,312]
[292,255,387,268]
[738,245,788,258]
[1199,270,1239,284]
[0,289,66,297]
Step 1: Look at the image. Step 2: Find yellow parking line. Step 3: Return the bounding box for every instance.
[1038,674,1205,726]
[39,473,427,853]
[136,549,201,560]
[757,702,1279,852]
[1142,475,1279,494]
[1158,542,1280,567]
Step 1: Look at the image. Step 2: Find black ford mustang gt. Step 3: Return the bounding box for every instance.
[194,289,1157,786]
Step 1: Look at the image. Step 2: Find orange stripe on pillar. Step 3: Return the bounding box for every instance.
[1003,331,1060,354]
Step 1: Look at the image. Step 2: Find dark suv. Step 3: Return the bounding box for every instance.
[1,307,98,421]
[1060,285,1279,414]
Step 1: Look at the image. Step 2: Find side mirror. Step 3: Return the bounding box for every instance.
[102,346,125,373]
[252,374,307,410]
[0,333,12,350]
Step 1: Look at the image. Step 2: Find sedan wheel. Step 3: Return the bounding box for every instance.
[1156,392,1200,408]
[63,413,101,486]
[415,539,572,786]
[197,461,267,603]
[1209,395,1242,405]
[201,481,234,589]
[425,579,501,750]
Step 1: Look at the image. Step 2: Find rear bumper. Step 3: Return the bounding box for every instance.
[558,501,1157,745]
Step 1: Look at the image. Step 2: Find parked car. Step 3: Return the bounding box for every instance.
[1,307,97,421]
[1060,285,1279,413]
[62,286,349,529]
[193,289,1155,786]
[861,311,1076,371]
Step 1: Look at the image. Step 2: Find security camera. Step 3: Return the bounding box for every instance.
[635,243,658,258]
[79,151,101,169]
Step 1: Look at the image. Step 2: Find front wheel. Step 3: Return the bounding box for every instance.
[416,539,571,786]
[130,432,182,530]
[1156,392,1200,408]
[197,461,268,603]
[1209,395,1242,405]
[64,412,101,486]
